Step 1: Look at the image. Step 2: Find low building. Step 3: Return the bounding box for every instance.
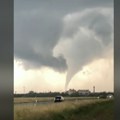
[67,89,76,95]
[77,89,91,96]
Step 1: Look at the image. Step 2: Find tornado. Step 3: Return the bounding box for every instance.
[63,8,113,91]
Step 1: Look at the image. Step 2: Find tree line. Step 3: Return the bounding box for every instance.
[14,90,114,98]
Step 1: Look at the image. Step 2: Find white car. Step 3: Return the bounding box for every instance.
[54,96,64,102]
[107,94,114,99]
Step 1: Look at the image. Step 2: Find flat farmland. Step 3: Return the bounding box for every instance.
[14,97,97,103]
[14,97,113,120]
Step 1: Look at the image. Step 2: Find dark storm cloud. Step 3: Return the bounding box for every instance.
[15,0,113,14]
[63,9,113,46]
[14,1,66,71]
[14,0,113,73]
[53,7,113,89]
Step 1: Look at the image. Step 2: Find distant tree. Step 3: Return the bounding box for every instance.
[27,91,37,97]
[28,91,35,94]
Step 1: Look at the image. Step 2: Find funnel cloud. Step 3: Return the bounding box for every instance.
[54,8,113,90]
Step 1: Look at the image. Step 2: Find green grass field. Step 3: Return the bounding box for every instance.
[14,98,113,120]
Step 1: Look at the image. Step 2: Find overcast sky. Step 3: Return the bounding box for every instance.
[14,0,113,93]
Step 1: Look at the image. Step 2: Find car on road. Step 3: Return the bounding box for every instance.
[54,96,64,102]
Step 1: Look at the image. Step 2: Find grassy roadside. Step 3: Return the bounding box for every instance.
[14,97,54,103]
[14,99,113,120]
[14,97,97,103]
[62,99,114,120]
